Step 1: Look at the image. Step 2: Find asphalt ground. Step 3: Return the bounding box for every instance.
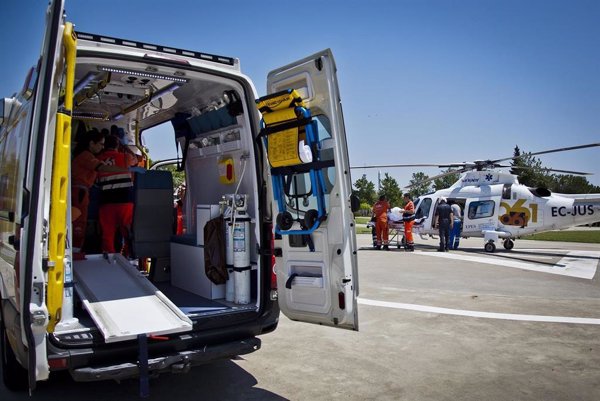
[2,234,600,400]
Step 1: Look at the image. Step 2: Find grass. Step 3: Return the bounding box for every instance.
[355,216,371,224]
[521,230,600,243]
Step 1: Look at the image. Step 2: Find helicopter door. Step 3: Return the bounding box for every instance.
[464,197,499,234]
[19,0,66,389]
[265,49,359,330]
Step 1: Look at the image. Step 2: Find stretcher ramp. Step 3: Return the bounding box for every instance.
[74,254,193,343]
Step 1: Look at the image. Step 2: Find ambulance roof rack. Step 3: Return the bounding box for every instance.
[75,31,237,67]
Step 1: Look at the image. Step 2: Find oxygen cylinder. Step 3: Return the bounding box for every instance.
[233,211,251,305]
[224,217,235,302]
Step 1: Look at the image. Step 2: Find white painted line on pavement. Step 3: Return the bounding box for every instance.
[556,251,600,280]
[412,250,599,279]
[358,298,600,325]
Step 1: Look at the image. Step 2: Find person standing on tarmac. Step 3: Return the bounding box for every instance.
[402,193,415,251]
[449,202,463,249]
[372,195,391,250]
[435,197,454,252]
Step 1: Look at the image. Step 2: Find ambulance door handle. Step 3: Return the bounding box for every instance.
[285,273,299,289]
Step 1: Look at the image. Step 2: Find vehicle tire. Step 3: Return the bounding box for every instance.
[503,239,514,250]
[484,241,496,253]
[1,314,29,391]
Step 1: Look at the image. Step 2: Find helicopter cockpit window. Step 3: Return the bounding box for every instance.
[468,200,495,219]
[415,198,432,219]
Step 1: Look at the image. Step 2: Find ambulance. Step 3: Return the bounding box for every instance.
[0,0,358,391]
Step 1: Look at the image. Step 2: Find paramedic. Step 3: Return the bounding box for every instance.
[435,198,454,252]
[96,135,140,256]
[71,130,141,258]
[449,202,463,249]
[372,195,391,250]
[402,193,415,252]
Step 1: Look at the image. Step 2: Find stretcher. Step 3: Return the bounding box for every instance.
[387,221,407,248]
[367,217,430,249]
[256,89,331,237]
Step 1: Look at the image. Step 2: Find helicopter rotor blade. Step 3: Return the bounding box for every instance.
[510,165,592,175]
[351,142,599,179]
[349,163,465,170]
[404,168,467,189]
[491,142,600,164]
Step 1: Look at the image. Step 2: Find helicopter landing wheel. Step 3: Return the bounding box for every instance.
[484,241,496,253]
[503,239,514,250]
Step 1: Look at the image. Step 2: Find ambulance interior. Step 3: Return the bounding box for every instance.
[62,56,264,340]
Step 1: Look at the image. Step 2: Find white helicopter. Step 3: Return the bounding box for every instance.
[353,143,600,252]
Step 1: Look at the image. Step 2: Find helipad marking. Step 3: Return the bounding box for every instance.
[412,250,599,279]
[358,298,600,325]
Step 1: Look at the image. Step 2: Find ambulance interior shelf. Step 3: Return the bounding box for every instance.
[171,91,244,168]
[256,89,333,237]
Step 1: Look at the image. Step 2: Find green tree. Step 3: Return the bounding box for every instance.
[510,146,553,188]
[159,164,186,188]
[510,145,599,191]
[353,174,377,205]
[510,145,525,176]
[378,173,403,207]
[408,172,431,198]
[433,168,460,191]
[550,174,600,194]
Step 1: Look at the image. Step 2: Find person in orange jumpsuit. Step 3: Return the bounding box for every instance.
[372,195,391,250]
[96,134,139,256]
[71,130,139,259]
[402,193,415,252]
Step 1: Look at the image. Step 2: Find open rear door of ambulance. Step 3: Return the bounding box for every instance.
[265,49,359,330]
[21,0,66,390]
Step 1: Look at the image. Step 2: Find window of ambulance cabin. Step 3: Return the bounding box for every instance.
[467,200,495,219]
[142,122,181,163]
[141,122,186,187]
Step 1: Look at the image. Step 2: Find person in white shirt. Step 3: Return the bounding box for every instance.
[449,202,463,249]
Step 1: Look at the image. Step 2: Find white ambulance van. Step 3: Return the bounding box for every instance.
[0,0,358,391]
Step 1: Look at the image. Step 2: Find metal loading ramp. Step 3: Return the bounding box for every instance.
[73,254,193,343]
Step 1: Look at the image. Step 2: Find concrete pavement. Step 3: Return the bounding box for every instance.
[2,234,599,400]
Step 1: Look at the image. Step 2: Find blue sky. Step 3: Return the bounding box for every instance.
[1,0,599,188]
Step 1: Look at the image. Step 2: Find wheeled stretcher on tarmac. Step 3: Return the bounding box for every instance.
[368,216,429,249]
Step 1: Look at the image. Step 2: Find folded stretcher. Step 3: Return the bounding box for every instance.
[256,89,333,238]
